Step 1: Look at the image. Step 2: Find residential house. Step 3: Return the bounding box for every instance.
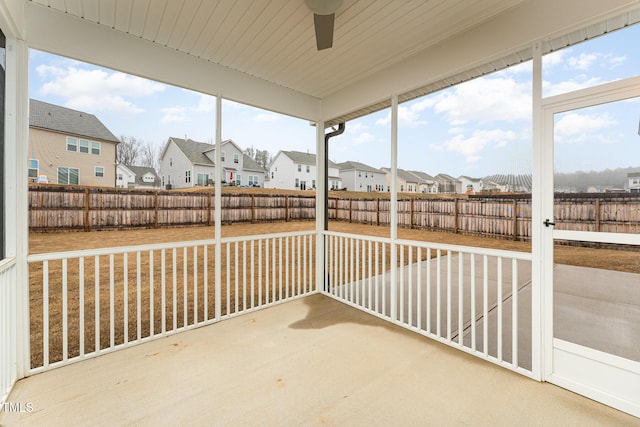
[337,161,386,192]
[458,176,482,195]
[116,164,161,189]
[28,99,119,186]
[483,174,532,193]
[434,173,462,194]
[408,170,439,194]
[381,167,421,193]
[159,137,265,189]
[628,172,640,193]
[268,150,341,190]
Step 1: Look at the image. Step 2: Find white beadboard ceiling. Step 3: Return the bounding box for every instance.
[22,0,640,124]
[30,0,526,97]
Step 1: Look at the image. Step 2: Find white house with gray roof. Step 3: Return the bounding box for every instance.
[28,99,120,186]
[381,167,422,193]
[267,150,341,190]
[408,170,439,194]
[159,137,265,189]
[116,164,161,189]
[337,161,386,192]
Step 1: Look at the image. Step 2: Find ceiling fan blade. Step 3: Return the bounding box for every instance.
[313,13,335,50]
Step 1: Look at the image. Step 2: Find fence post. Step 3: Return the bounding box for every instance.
[377,198,380,226]
[251,194,256,223]
[285,195,289,222]
[155,191,160,229]
[207,192,212,226]
[349,197,353,223]
[595,198,601,232]
[453,198,458,233]
[84,188,90,232]
[410,198,414,229]
[512,199,518,240]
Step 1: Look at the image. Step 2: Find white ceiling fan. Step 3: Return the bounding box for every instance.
[305,0,344,50]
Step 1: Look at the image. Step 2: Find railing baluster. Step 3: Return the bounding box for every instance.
[235,242,240,313]
[471,253,476,351]
[194,246,198,323]
[62,259,68,362]
[483,255,489,356]
[123,254,128,344]
[368,240,373,311]
[271,238,276,303]
[79,257,85,355]
[204,245,208,322]
[109,254,114,347]
[512,258,518,368]
[427,248,431,334]
[446,251,451,341]
[149,251,154,336]
[172,248,177,330]
[458,253,464,346]
[400,245,404,323]
[161,249,166,334]
[436,249,441,337]
[43,260,49,367]
[243,241,247,310]
[183,247,188,327]
[417,247,422,331]
[136,252,141,341]
[96,256,101,351]
[285,237,289,299]
[497,256,503,362]
[278,237,283,302]
[251,241,255,309]
[375,242,379,313]
[226,242,231,314]
[258,239,263,305]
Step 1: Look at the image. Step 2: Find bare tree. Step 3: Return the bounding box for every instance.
[140,141,160,172]
[116,135,141,165]
[244,146,271,171]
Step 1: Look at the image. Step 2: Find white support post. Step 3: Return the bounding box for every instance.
[214,95,222,320]
[4,37,30,379]
[315,121,326,294]
[390,94,398,322]
[530,41,544,382]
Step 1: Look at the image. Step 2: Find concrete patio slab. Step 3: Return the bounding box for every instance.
[2,294,637,426]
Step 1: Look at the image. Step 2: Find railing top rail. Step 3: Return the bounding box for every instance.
[0,256,17,273]
[322,230,391,244]
[27,230,317,262]
[395,238,532,260]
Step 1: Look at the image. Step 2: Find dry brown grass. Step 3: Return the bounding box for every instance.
[28,220,638,368]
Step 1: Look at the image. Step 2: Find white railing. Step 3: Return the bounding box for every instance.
[26,231,316,373]
[1,257,18,403]
[322,231,535,378]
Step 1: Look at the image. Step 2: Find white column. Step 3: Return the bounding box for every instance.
[390,94,398,322]
[315,121,326,293]
[530,41,544,381]
[214,95,222,320]
[5,37,30,378]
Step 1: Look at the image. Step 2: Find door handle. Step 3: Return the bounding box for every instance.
[543,219,556,227]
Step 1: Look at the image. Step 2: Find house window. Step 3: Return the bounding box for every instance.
[57,167,79,185]
[400,185,404,191]
[95,166,104,178]
[79,139,89,153]
[91,141,101,155]
[295,178,299,188]
[312,179,316,188]
[185,170,191,183]
[358,171,361,177]
[236,174,242,185]
[170,158,173,166]
[233,153,239,164]
[306,165,310,173]
[221,152,225,161]
[66,137,78,152]
[271,172,274,179]
[28,159,39,180]
[118,173,123,180]
[253,176,259,186]
[197,173,209,186]
[298,164,301,172]
[248,176,254,186]
[365,172,368,178]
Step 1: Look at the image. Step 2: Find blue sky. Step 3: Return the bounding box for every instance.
[29,24,640,178]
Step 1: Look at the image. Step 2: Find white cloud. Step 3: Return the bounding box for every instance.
[160,106,189,123]
[432,76,531,125]
[196,94,215,113]
[375,102,430,127]
[37,65,165,114]
[354,132,374,145]
[542,76,605,97]
[567,53,598,70]
[554,112,616,144]
[254,112,279,122]
[433,129,517,163]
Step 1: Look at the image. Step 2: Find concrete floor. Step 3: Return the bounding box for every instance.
[2,294,637,426]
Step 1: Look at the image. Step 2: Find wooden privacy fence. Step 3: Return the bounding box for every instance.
[29,186,640,240]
